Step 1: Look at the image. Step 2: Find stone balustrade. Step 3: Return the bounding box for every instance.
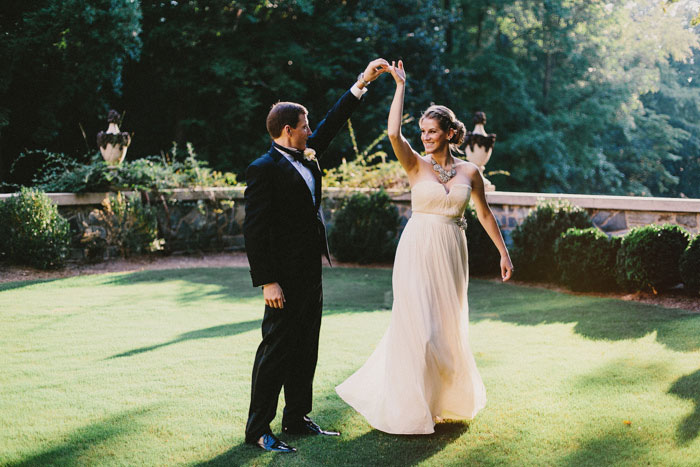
[1,188,698,258]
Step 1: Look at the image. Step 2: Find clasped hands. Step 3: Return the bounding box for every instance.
[360,58,407,87]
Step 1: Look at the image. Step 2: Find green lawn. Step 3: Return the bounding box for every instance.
[1,267,699,466]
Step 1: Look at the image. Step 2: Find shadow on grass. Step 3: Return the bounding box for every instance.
[0,278,57,292]
[105,267,260,304]
[668,369,700,444]
[105,268,391,360]
[558,427,651,466]
[107,319,262,359]
[572,359,672,392]
[104,266,392,314]
[469,280,700,352]
[195,422,468,467]
[6,408,150,466]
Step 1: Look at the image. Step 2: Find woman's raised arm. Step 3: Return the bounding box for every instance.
[387,61,420,175]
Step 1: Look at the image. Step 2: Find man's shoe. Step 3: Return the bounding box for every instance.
[255,433,297,453]
[283,416,340,436]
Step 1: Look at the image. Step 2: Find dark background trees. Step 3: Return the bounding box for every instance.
[1,0,699,197]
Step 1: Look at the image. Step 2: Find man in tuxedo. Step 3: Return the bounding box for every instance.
[243,58,389,453]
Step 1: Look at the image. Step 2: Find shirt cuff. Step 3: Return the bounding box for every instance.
[350,83,368,99]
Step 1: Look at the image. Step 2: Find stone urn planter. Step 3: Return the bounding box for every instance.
[97,110,131,166]
[464,111,497,191]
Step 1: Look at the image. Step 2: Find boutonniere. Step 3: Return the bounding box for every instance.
[303,148,317,162]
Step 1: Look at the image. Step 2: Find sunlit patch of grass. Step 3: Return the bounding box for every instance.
[1,267,699,466]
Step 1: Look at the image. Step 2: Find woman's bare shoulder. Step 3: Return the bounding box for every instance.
[454,158,479,173]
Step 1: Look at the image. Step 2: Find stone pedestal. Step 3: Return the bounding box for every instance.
[464,112,497,191]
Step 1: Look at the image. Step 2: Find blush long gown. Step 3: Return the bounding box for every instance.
[335,180,486,434]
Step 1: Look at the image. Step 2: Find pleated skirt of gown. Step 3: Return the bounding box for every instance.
[336,213,487,434]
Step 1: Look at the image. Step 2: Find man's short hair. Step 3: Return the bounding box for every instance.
[266,102,308,138]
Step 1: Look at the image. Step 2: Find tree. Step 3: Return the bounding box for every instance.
[0,0,141,187]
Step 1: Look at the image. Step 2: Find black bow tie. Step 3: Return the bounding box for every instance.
[273,142,305,162]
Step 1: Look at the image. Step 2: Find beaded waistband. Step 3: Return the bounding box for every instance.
[411,212,467,230]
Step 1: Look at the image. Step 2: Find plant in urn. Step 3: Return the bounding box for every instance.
[97,110,131,166]
[464,111,497,191]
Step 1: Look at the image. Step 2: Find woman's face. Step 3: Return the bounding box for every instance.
[420,118,452,154]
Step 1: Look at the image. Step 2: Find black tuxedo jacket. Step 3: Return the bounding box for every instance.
[244,89,362,287]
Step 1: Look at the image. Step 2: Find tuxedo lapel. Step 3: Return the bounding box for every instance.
[269,146,316,209]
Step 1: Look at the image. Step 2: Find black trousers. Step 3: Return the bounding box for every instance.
[244,280,323,443]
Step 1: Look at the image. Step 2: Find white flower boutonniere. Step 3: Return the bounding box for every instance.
[303,148,317,162]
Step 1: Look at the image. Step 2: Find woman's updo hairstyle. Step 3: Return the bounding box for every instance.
[420,105,466,148]
[473,111,487,125]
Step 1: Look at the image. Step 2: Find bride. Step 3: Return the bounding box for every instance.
[335,60,514,434]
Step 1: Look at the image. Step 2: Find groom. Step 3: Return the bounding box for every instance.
[243,58,389,453]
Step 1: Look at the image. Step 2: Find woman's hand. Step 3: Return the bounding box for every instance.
[500,255,514,282]
[389,60,406,86]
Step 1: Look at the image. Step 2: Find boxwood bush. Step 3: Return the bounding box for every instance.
[554,227,621,291]
[0,187,71,269]
[680,233,700,293]
[465,205,502,276]
[615,224,690,292]
[329,190,399,263]
[511,200,592,281]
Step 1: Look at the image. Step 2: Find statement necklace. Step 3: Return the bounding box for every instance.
[431,156,457,183]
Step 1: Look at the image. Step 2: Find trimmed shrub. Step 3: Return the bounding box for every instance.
[465,205,502,276]
[680,233,700,293]
[0,187,70,269]
[554,228,620,291]
[615,224,690,292]
[329,190,399,263]
[511,200,592,281]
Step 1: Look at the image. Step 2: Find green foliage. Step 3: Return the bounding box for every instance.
[3,0,700,198]
[1,0,141,182]
[323,118,411,190]
[511,200,593,282]
[30,144,239,193]
[615,224,690,292]
[87,192,160,258]
[0,187,70,269]
[679,233,700,293]
[464,205,502,276]
[553,228,621,291]
[329,190,399,263]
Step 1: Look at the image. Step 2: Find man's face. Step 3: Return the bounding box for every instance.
[287,113,312,150]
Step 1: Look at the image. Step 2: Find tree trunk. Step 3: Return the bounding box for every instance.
[476,8,485,48]
[543,51,552,114]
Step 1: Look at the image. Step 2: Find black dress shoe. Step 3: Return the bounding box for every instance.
[255,433,297,453]
[283,416,340,436]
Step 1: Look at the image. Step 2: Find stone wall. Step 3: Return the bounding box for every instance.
[2,188,699,259]
[482,191,700,245]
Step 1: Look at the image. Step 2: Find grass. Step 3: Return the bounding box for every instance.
[1,266,699,466]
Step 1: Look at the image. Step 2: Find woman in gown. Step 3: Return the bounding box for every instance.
[336,61,514,435]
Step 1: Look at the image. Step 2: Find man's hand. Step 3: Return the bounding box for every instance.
[359,58,390,86]
[263,282,285,309]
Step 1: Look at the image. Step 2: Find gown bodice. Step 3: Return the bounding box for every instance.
[410,180,472,219]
